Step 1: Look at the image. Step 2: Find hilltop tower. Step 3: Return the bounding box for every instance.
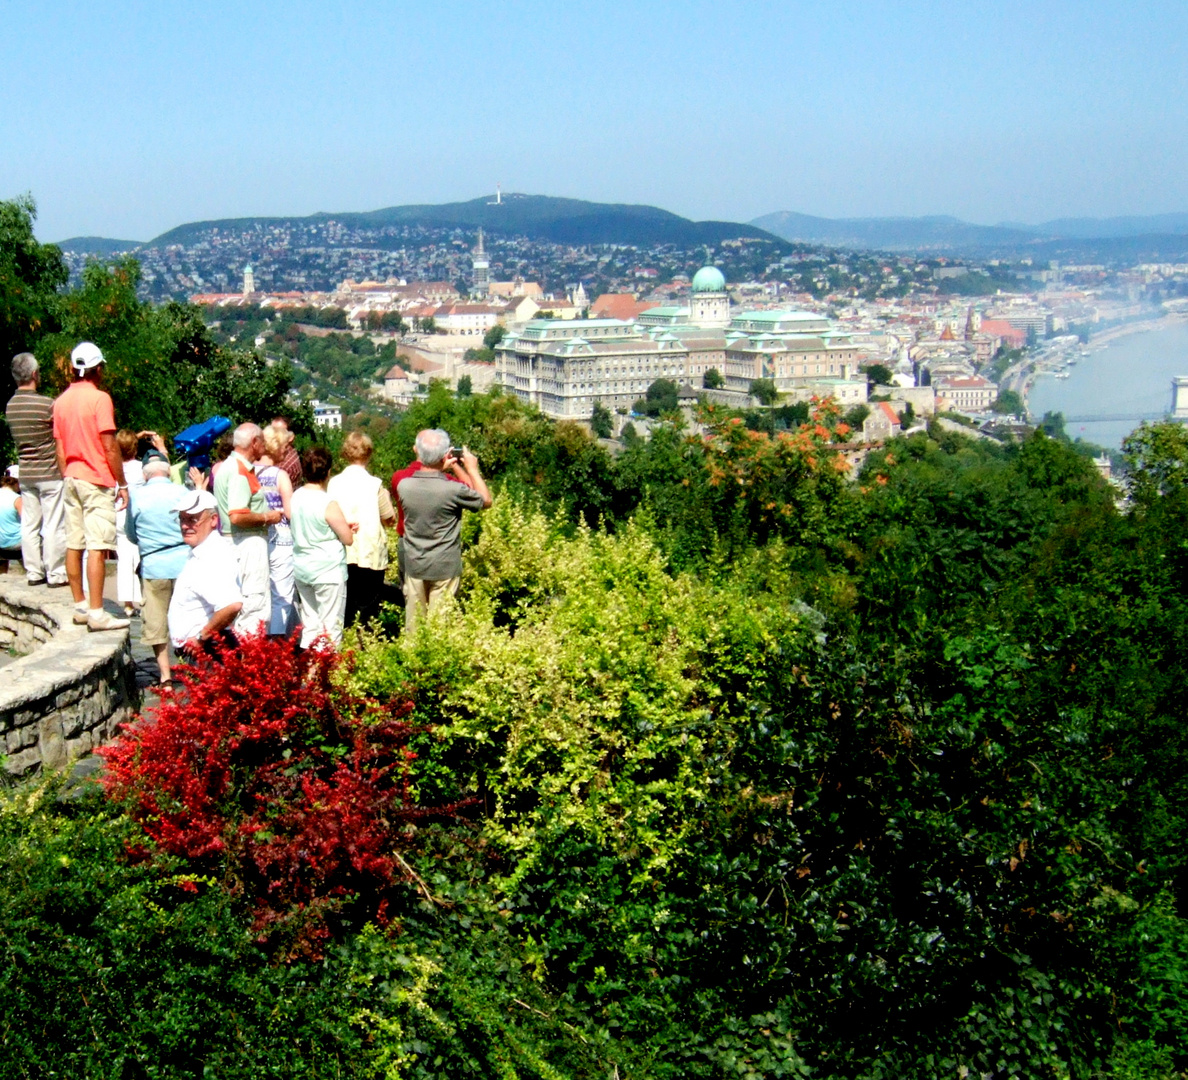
[689,265,730,328]
[242,265,255,297]
[471,228,490,297]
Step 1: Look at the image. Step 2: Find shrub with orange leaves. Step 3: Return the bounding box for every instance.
[694,399,852,546]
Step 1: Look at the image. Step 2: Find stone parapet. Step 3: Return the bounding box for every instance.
[0,578,139,776]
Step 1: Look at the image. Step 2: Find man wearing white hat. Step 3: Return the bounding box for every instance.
[167,488,244,652]
[51,342,129,632]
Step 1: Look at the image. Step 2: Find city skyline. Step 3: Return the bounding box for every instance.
[4,0,1187,242]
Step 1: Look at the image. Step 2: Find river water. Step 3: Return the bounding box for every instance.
[1027,319,1188,448]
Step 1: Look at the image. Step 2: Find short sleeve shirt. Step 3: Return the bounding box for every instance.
[168,532,243,647]
[290,485,348,585]
[51,380,117,487]
[0,487,20,549]
[125,477,189,580]
[214,451,268,537]
[396,469,486,580]
[390,460,462,536]
[5,390,60,484]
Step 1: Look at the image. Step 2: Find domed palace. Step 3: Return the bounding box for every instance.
[689,265,730,328]
[494,261,865,421]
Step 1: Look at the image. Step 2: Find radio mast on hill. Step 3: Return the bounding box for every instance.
[487,185,502,206]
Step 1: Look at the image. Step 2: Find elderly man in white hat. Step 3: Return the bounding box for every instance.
[51,341,130,631]
[167,488,244,655]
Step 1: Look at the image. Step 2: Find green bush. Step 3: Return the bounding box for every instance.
[4,397,1188,1077]
[337,489,1188,1077]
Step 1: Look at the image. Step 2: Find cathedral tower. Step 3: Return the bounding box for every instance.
[471,228,490,297]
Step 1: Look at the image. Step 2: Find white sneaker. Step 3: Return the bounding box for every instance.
[73,603,90,625]
[87,609,130,632]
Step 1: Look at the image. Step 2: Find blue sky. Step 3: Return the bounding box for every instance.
[4,0,1186,241]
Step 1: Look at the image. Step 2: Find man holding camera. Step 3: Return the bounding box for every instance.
[395,429,490,634]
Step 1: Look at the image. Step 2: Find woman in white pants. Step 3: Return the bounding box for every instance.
[290,446,356,649]
[114,431,144,616]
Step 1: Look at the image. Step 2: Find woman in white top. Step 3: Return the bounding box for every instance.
[114,430,145,615]
[256,425,297,637]
[326,431,397,628]
[289,446,356,649]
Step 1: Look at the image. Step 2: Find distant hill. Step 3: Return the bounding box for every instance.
[1015,213,1188,239]
[752,209,1188,259]
[54,236,143,255]
[148,194,784,249]
[750,211,1034,252]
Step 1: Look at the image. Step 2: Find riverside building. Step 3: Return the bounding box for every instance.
[494,265,867,418]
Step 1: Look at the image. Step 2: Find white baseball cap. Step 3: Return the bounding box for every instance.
[70,341,105,373]
[173,489,219,515]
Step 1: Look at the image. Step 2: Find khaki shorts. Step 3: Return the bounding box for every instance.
[141,577,175,647]
[64,477,117,551]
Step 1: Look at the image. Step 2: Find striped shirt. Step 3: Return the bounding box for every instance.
[4,390,60,485]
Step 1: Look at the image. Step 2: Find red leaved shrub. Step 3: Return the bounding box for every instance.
[99,633,443,957]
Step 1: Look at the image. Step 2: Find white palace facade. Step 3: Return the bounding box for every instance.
[494,265,868,419]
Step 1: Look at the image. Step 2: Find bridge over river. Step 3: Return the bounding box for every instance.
[1030,377,1188,427]
[1059,411,1167,424]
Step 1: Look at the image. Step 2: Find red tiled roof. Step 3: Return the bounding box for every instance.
[591,294,660,321]
[934,376,993,388]
[978,319,1026,344]
[434,303,498,316]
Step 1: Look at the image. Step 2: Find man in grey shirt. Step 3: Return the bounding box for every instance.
[396,428,490,633]
[4,353,66,586]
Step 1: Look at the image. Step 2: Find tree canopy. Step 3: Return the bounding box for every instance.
[749,376,779,404]
[0,195,311,461]
[0,195,68,456]
[864,362,894,386]
[993,387,1025,414]
[633,377,681,417]
[4,395,1188,1076]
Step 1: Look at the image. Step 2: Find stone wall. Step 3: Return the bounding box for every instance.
[0,578,139,776]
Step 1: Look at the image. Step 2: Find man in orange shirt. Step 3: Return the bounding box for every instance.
[52,342,130,631]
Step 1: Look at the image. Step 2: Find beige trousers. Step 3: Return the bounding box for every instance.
[402,575,460,635]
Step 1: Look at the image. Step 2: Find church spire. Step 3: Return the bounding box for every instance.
[471,228,490,297]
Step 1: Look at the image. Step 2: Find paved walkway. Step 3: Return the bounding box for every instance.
[2,562,165,703]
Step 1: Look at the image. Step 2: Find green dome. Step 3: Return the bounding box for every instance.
[691,265,726,293]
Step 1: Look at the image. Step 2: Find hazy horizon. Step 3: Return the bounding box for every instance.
[6,0,1187,242]
[44,198,1188,248]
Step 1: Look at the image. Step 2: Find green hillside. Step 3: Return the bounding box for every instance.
[54,236,144,254]
[148,193,785,248]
